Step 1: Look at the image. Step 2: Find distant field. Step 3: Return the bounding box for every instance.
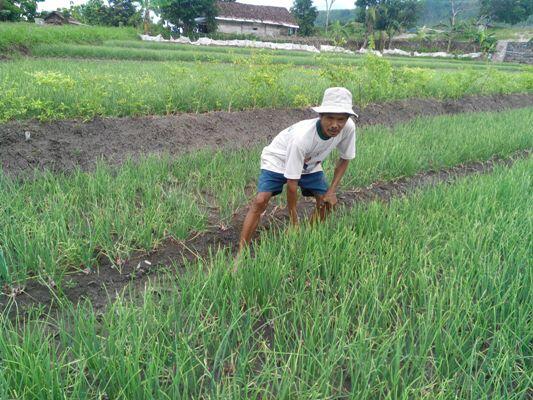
[1,23,528,73]
[29,40,528,72]
[1,56,531,122]
[487,26,533,40]
[0,22,137,52]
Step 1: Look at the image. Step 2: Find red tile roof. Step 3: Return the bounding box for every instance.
[216,1,298,27]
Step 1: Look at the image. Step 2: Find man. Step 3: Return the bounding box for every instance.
[238,87,358,253]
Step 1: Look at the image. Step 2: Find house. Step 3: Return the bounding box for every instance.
[43,11,83,25]
[212,2,298,37]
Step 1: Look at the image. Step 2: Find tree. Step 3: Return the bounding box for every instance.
[74,0,107,25]
[160,0,216,35]
[69,0,141,27]
[0,0,43,21]
[480,0,532,24]
[137,0,181,34]
[380,0,419,48]
[105,0,142,26]
[355,0,380,48]
[445,0,477,51]
[291,0,318,36]
[449,0,467,28]
[324,0,337,33]
[418,0,479,26]
[356,0,419,49]
[326,20,361,46]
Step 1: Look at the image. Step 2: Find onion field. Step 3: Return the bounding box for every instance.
[0,22,531,400]
[1,159,531,399]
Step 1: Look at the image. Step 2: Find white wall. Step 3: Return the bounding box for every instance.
[217,20,288,37]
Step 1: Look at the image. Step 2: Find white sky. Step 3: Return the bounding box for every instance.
[39,0,356,12]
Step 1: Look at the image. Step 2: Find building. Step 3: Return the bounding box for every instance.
[213,2,298,37]
[43,11,83,25]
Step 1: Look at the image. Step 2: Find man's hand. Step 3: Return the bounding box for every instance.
[289,209,299,226]
[322,191,338,207]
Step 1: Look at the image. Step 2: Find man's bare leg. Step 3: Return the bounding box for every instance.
[238,192,273,254]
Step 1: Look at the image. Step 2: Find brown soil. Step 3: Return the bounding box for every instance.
[1,93,532,178]
[1,150,529,316]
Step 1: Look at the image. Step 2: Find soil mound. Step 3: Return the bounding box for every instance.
[2,93,532,178]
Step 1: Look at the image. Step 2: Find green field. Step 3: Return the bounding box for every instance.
[0,22,137,52]
[29,40,527,72]
[1,55,532,122]
[487,26,533,40]
[1,157,530,399]
[1,108,531,286]
[1,24,531,123]
[1,22,531,399]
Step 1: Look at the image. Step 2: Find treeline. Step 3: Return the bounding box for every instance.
[0,0,41,21]
[63,0,142,27]
[1,0,531,36]
[0,0,220,32]
[316,0,532,28]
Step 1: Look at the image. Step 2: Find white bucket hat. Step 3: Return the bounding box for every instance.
[312,87,358,117]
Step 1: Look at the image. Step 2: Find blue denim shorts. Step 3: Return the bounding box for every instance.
[257,169,329,197]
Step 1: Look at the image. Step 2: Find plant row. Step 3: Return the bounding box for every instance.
[1,55,532,122]
[28,41,527,72]
[1,108,531,285]
[0,23,137,52]
[1,157,531,399]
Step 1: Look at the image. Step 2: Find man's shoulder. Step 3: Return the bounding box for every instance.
[285,118,318,144]
[286,118,319,133]
[344,117,356,133]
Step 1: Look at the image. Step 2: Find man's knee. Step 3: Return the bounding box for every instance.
[251,192,271,213]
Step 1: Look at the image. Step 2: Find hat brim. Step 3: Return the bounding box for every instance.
[312,106,358,118]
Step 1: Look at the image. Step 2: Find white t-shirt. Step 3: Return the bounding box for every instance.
[260,117,356,179]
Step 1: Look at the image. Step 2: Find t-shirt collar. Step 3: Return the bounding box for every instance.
[316,119,331,141]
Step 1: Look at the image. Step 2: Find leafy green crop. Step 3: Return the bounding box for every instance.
[0,55,531,122]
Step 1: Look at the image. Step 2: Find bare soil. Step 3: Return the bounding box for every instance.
[1,93,532,178]
[1,150,529,316]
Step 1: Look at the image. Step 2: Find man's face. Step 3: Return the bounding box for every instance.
[320,113,350,138]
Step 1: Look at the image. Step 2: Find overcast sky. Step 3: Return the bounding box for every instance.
[39,0,356,12]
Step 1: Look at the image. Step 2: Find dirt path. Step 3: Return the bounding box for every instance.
[2,150,529,316]
[1,93,532,178]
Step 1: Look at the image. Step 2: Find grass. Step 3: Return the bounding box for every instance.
[1,107,531,286]
[1,157,531,399]
[0,22,138,52]
[487,26,533,40]
[28,40,528,72]
[1,54,531,122]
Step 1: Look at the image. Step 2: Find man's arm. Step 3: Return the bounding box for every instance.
[287,179,299,225]
[323,158,350,206]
